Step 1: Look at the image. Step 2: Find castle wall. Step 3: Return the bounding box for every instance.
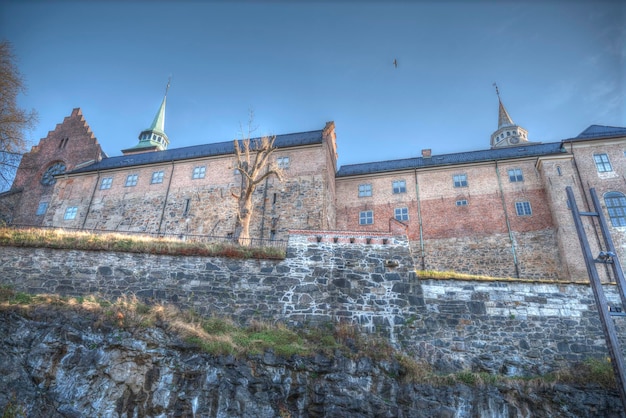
[0,233,623,377]
[45,143,334,240]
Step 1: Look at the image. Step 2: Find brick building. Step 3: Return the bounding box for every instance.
[1,92,624,281]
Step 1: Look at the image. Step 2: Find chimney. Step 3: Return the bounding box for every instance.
[421,149,432,158]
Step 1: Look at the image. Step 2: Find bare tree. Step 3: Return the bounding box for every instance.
[0,40,37,192]
[232,119,283,246]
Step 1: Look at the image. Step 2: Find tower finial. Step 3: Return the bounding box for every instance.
[165,76,171,97]
[493,82,500,98]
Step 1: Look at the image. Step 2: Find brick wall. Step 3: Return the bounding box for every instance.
[10,109,104,226]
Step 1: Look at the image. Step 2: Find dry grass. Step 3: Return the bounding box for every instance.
[0,227,285,259]
[416,269,589,284]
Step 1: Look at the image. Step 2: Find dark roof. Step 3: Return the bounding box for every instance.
[336,142,565,177]
[68,129,323,174]
[566,125,626,141]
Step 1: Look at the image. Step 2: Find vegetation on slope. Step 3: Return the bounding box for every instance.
[0,287,615,389]
[0,226,285,259]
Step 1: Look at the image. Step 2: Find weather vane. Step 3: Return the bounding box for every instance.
[493,82,500,97]
[165,76,171,96]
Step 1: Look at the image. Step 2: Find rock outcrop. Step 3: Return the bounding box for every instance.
[0,306,623,417]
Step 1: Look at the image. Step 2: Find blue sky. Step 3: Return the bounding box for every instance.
[1,1,624,168]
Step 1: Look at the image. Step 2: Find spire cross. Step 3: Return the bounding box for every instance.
[493,82,500,98]
[165,76,171,97]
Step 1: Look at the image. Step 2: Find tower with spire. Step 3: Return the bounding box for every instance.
[490,84,532,149]
[122,80,171,155]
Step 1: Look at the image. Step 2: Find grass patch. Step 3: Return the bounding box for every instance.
[0,227,285,260]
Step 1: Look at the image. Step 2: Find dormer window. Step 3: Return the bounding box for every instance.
[507,131,511,136]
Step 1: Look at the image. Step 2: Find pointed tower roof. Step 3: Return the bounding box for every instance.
[497,97,515,129]
[490,84,533,149]
[122,80,171,155]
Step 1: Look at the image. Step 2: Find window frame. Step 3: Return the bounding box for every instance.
[151,170,165,184]
[36,202,49,216]
[515,201,532,216]
[508,168,524,182]
[359,210,374,225]
[392,180,406,194]
[358,184,372,197]
[394,207,409,221]
[64,206,78,220]
[453,174,468,188]
[594,153,613,173]
[125,174,138,187]
[100,177,113,190]
[192,166,206,179]
[605,191,626,227]
[455,199,468,207]
[277,156,290,169]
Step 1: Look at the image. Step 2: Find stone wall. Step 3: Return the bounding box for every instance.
[0,232,623,377]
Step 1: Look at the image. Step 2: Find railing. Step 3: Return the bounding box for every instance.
[6,224,288,252]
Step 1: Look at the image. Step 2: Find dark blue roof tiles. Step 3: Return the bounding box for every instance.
[69,129,324,174]
[570,125,626,140]
[336,142,565,177]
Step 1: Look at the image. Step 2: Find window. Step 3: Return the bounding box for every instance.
[508,168,523,182]
[192,166,206,179]
[392,180,406,194]
[453,174,468,188]
[36,202,48,216]
[456,199,468,206]
[64,206,78,220]
[125,174,138,187]
[359,184,372,197]
[605,192,626,227]
[100,177,113,190]
[151,171,164,184]
[277,156,290,169]
[359,210,373,225]
[515,201,532,216]
[394,207,409,221]
[594,153,613,172]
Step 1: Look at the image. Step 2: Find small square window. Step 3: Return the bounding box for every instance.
[508,168,523,182]
[125,174,138,187]
[359,210,373,225]
[64,206,78,220]
[151,171,164,184]
[453,174,468,188]
[515,201,532,216]
[594,153,612,172]
[394,207,409,221]
[392,180,406,194]
[100,177,113,190]
[456,199,468,206]
[277,156,290,169]
[359,184,372,197]
[36,202,48,216]
[192,166,206,179]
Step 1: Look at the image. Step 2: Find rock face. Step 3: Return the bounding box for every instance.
[0,307,623,418]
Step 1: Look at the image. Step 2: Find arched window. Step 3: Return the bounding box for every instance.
[605,192,626,227]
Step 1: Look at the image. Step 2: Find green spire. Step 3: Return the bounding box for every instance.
[122,80,171,155]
